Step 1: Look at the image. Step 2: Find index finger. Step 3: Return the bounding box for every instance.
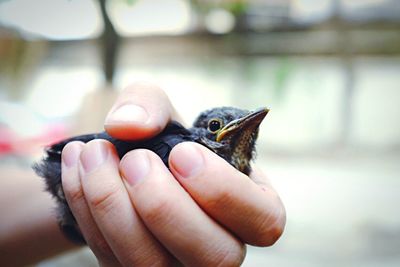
[169,142,286,247]
[104,82,182,141]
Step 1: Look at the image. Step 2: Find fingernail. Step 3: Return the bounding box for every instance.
[105,103,148,125]
[171,142,203,178]
[121,150,150,186]
[62,142,82,168]
[80,141,109,173]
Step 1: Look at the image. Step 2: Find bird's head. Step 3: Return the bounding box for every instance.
[191,106,269,175]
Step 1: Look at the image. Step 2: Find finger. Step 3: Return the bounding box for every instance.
[169,142,286,247]
[120,149,246,267]
[249,165,273,189]
[104,82,182,141]
[61,141,121,267]
[78,140,174,267]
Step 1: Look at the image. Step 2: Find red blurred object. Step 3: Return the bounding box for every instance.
[0,101,70,156]
[0,123,68,156]
[0,127,13,154]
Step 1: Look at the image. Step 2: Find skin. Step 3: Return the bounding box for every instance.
[62,82,286,266]
[0,82,286,266]
[0,166,77,266]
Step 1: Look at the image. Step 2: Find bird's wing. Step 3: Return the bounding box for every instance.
[142,121,191,167]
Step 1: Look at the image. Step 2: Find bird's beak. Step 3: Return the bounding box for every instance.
[216,107,269,142]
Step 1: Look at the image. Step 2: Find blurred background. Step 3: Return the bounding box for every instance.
[1,0,400,266]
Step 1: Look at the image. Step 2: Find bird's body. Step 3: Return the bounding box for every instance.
[33,106,269,244]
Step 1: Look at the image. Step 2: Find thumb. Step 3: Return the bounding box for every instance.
[104,82,180,141]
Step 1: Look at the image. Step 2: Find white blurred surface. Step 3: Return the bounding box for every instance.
[0,0,102,40]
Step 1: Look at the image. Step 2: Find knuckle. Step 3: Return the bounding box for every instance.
[66,185,85,204]
[256,224,284,247]
[205,187,235,213]
[141,197,175,227]
[253,206,286,247]
[214,243,246,267]
[268,223,285,245]
[88,185,120,215]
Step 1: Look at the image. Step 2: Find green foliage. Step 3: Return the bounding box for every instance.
[224,1,248,16]
[125,0,137,5]
[189,0,248,16]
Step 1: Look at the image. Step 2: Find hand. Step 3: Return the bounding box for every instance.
[61,82,286,267]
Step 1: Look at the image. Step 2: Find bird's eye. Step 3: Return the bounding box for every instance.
[208,119,223,133]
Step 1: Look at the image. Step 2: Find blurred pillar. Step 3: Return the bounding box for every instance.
[98,0,120,85]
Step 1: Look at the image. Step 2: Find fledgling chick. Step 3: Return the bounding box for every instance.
[33,106,269,244]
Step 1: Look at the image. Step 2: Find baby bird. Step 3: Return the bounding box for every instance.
[34,106,269,244]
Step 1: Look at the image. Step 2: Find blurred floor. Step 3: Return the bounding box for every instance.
[247,153,400,267]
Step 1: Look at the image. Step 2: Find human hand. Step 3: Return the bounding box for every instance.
[61,82,286,267]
